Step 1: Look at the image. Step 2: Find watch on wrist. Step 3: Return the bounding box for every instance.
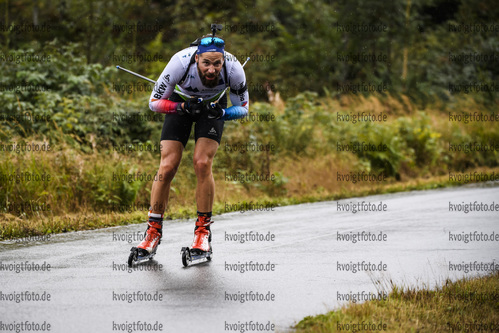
[176,102,184,115]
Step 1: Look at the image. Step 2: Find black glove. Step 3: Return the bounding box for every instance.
[206,102,225,120]
[176,97,203,118]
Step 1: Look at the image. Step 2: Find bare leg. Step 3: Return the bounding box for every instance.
[150,140,184,214]
[193,138,219,212]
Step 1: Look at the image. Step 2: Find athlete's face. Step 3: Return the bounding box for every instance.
[196,52,224,88]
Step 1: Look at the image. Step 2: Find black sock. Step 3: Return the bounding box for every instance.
[197,211,212,220]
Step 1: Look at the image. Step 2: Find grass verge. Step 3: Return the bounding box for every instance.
[294,272,499,333]
[1,166,498,240]
[2,94,498,240]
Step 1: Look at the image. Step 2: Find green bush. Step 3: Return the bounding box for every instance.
[396,112,442,169]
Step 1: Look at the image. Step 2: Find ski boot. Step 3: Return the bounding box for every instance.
[128,212,163,266]
[181,216,213,267]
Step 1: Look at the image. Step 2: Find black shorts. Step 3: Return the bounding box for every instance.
[160,92,226,147]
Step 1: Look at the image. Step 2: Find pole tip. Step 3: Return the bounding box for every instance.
[116,66,120,69]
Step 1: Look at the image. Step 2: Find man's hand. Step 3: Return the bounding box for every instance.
[206,102,225,120]
[176,97,203,117]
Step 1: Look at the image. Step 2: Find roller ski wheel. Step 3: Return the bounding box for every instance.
[128,246,157,267]
[181,246,212,267]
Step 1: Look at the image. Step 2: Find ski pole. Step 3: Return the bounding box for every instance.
[116,65,193,99]
[116,66,156,84]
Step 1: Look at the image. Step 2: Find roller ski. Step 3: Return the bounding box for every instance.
[128,218,163,267]
[181,216,213,267]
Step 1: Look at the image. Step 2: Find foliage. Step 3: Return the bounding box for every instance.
[0,41,161,148]
[1,0,497,104]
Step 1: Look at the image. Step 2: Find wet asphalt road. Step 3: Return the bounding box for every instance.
[0,184,498,333]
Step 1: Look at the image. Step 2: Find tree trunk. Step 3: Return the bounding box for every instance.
[3,0,9,50]
[86,0,94,64]
[401,0,411,91]
[32,0,39,26]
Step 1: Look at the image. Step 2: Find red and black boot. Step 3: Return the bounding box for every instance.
[128,210,163,266]
[191,212,213,255]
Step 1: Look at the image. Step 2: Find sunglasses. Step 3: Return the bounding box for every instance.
[200,37,225,48]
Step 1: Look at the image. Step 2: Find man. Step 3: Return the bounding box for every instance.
[134,34,249,259]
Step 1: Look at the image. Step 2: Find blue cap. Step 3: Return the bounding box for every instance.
[197,37,225,54]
